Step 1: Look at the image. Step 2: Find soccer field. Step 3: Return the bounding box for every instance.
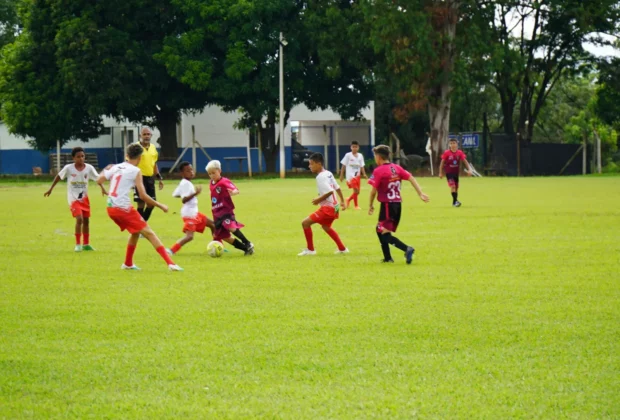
[1,175,619,418]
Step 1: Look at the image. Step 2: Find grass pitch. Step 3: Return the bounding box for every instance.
[1,175,619,418]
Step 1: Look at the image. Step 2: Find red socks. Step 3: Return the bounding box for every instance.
[352,193,358,207]
[83,234,90,245]
[170,243,182,254]
[156,246,174,265]
[75,234,81,245]
[325,228,346,251]
[125,244,137,266]
[303,227,314,251]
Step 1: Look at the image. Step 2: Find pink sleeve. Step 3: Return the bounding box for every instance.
[368,170,379,187]
[224,179,237,190]
[441,151,449,161]
[398,165,412,180]
[459,150,467,160]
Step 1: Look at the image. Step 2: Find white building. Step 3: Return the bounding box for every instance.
[0,103,374,174]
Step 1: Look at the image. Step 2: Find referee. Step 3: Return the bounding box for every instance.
[134,126,164,221]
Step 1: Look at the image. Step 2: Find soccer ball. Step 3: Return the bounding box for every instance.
[207,240,224,258]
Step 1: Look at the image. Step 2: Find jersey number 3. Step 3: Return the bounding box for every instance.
[109,174,122,197]
[387,181,401,200]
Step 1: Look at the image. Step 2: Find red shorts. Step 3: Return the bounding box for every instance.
[309,206,339,227]
[213,215,244,242]
[70,197,91,218]
[346,176,361,190]
[182,212,210,234]
[107,206,147,234]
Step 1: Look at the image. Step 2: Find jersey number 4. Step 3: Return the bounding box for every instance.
[387,181,401,200]
[109,174,122,197]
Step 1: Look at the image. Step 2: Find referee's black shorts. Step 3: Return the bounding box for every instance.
[134,175,156,203]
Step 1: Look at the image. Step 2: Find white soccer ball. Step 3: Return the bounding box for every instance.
[207,240,224,258]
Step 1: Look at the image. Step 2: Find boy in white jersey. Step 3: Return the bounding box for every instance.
[166,162,215,255]
[97,144,183,271]
[44,147,107,252]
[339,140,367,210]
[298,153,348,256]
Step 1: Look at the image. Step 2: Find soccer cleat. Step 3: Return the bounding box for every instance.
[381,258,394,263]
[354,206,362,210]
[453,201,462,207]
[74,245,82,252]
[121,264,141,270]
[82,245,96,251]
[334,248,350,254]
[405,247,415,265]
[166,248,174,256]
[244,242,255,256]
[168,264,184,271]
[297,249,317,256]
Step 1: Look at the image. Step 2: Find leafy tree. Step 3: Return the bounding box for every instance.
[595,57,620,144]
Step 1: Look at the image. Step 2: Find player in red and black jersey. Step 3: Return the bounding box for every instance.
[439,138,474,207]
[368,145,429,264]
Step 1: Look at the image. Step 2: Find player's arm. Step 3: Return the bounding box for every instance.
[462,158,474,176]
[368,187,378,215]
[182,185,202,204]
[360,165,368,179]
[339,164,346,181]
[408,177,430,202]
[154,164,164,190]
[312,190,336,205]
[335,186,347,210]
[135,172,168,212]
[44,175,62,197]
[438,159,445,178]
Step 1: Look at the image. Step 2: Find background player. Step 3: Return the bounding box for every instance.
[339,140,367,210]
[299,152,348,256]
[439,138,474,207]
[97,143,183,271]
[368,145,429,263]
[167,162,215,255]
[206,160,254,255]
[44,147,106,252]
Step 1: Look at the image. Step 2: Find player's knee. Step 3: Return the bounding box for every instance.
[82,217,90,225]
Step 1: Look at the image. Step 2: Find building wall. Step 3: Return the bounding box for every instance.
[0,103,374,174]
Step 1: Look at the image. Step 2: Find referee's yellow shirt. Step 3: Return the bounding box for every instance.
[136,142,158,176]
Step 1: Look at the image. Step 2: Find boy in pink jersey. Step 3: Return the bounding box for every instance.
[439,138,474,207]
[167,162,215,255]
[368,145,429,263]
[44,147,107,252]
[298,152,348,256]
[96,144,183,271]
[206,160,254,255]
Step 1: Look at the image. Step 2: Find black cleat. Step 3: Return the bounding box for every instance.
[244,242,254,256]
[405,247,415,264]
[381,258,394,263]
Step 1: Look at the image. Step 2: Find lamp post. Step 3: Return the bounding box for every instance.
[279,32,287,179]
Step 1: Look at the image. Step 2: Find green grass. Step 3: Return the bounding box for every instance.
[1,176,619,418]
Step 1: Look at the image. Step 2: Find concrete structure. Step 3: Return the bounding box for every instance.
[0,103,374,174]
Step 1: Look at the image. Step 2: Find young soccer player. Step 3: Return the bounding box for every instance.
[206,160,254,255]
[44,147,107,252]
[339,140,367,210]
[299,152,349,256]
[368,145,429,264]
[439,138,474,207]
[167,161,215,255]
[97,144,183,271]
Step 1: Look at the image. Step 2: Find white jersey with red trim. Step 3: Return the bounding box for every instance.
[316,170,340,208]
[104,163,141,209]
[58,163,99,205]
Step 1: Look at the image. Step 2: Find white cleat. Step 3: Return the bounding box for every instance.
[297,248,317,256]
[121,264,141,270]
[334,248,350,254]
[168,264,184,271]
[166,248,174,256]
[74,245,82,252]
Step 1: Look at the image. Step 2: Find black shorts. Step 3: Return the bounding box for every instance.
[134,176,156,203]
[446,173,459,186]
[377,201,402,233]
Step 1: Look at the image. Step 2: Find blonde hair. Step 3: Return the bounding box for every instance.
[206,160,221,172]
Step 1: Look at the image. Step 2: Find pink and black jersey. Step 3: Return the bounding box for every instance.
[368,163,412,203]
[210,177,237,219]
[441,149,467,175]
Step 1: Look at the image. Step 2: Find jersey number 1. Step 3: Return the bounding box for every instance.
[109,175,122,197]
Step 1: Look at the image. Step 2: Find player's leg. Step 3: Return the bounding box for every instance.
[134,186,146,218]
[299,216,317,255]
[321,224,348,253]
[142,177,156,221]
[141,226,183,270]
[169,231,194,255]
[121,233,141,269]
[221,233,247,252]
[81,217,95,251]
[453,176,461,207]
[231,227,254,254]
[383,203,415,264]
[74,214,83,251]
[206,217,215,237]
[352,186,360,209]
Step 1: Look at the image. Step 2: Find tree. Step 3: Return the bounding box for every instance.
[0,2,103,150]
[159,0,372,172]
[595,57,620,140]
[480,0,620,143]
